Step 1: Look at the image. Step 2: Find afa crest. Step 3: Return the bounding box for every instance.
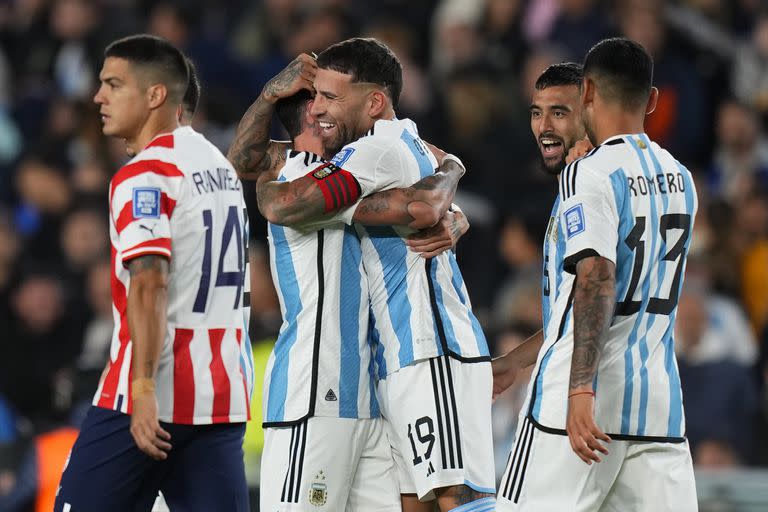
[312,163,341,180]
[308,471,327,507]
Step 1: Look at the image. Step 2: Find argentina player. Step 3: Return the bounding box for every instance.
[495,38,698,511]
[228,52,468,511]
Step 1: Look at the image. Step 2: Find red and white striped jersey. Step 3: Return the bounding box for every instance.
[93,126,250,425]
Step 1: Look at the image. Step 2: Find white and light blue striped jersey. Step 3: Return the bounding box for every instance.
[530,133,697,441]
[262,150,378,426]
[334,118,490,377]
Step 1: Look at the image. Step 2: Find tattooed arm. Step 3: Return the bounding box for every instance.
[566,255,616,464]
[258,156,465,229]
[126,254,171,460]
[227,53,317,180]
[352,158,464,229]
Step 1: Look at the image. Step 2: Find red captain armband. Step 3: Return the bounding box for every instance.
[306,162,362,212]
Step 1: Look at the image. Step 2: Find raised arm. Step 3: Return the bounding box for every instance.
[566,255,616,464]
[227,54,317,180]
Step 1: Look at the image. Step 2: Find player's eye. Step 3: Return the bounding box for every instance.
[554,111,566,118]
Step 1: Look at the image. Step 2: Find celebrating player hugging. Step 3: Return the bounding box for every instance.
[53,28,701,512]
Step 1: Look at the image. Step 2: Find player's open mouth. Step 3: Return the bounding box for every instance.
[540,137,563,156]
[319,121,336,133]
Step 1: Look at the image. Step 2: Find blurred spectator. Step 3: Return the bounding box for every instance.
[547,0,612,61]
[492,211,547,330]
[675,270,758,366]
[736,190,768,335]
[676,270,760,464]
[708,99,768,202]
[619,0,708,164]
[732,13,768,119]
[0,266,80,430]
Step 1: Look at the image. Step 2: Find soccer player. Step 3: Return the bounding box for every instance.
[55,35,250,511]
[494,37,698,510]
[229,55,469,510]
[248,39,494,512]
[492,63,586,398]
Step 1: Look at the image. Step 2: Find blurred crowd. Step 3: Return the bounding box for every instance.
[1,0,767,508]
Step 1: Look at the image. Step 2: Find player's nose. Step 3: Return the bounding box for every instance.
[309,96,324,116]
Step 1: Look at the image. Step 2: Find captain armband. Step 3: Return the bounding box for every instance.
[306,162,362,212]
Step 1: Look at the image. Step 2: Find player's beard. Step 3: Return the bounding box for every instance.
[322,118,364,160]
[538,146,567,176]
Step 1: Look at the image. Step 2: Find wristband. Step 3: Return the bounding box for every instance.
[568,390,595,399]
[132,378,156,400]
[441,154,465,176]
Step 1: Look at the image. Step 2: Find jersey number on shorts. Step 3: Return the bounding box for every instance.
[407,416,435,466]
[193,205,245,312]
[616,213,691,316]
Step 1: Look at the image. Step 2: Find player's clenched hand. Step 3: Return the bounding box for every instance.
[406,210,468,258]
[130,393,172,460]
[262,53,317,104]
[565,137,594,165]
[566,393,610,464]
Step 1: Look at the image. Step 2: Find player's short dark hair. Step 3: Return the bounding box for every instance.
[316,37,402,107]
[583,37,653,110]
[105,34,189,105]
[276,89,313,140]
[535,62,583,90]
[182,58,201,118]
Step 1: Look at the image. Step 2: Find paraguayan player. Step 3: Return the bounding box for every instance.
[56,35,250,512]
[228,56,467,510]
[494,38,698,511]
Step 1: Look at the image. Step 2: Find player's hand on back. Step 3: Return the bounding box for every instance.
[262,53,318,104]
[565,392,611,464]
[130,392,172,460]
[565,136,594,165]
[406,209,468,258]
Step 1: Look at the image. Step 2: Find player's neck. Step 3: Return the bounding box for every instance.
[592,107,645,145]
[128,111,179,153]
[294,131,322,155]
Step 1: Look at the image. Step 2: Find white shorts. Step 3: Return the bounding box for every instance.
[377,356,495,500]
[497,416,698,511]
[261,416,400,511]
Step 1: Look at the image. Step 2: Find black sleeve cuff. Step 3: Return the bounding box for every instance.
[563,249,601,274]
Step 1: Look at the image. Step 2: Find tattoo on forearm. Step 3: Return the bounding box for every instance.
[128,255,169,277]
[228,97,288,178]
[570,258,616,390]
[257,176,327,224]
[263,59,302,99]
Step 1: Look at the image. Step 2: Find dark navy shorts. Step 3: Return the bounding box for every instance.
[54,406,248,512]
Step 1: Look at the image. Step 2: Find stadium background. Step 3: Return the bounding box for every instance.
[0,0,767,510]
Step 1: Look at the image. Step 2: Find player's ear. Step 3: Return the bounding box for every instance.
[367,89,387,118]
[581,77,595,108]
[645,87,659,115]
[147,83,168,110]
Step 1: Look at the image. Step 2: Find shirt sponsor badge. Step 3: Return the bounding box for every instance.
[564,204,586,239]
[330,147,355,166]
[132,187,161,219]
